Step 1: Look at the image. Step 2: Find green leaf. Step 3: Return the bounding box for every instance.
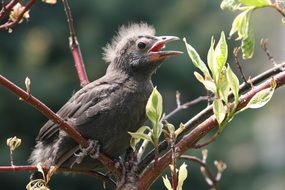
[146,87,163,125]
[217,67,230,103]
[220,0,241,10]
[241,28,255,59]
[229,7,254,39]
[215,31,228,77]
[226,65,240,108]
[183,38,211,78]
[128,126,152,151]
[162,175,172,190]
[152,122,163,145]
[240,0,272,7]
[207,37,216,79]
[245,87,274,109]
[177,163,188,190]
[203,80,217,94]
[194,71,205,84]
[213,99,227,124]
[194,72,216,93]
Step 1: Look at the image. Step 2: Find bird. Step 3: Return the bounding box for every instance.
[29,23,182,172]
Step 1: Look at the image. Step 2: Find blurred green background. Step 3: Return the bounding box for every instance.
[1,0,285,189]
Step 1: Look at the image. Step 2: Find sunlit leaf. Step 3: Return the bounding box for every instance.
[162,175,172,190]
[146,87,163,125]
[226,65,240,108]
[203,80,217,94]
[245,87,274,109]
[194,71,205,84]
[207,37,216,80]
[194,72,216,93]
[220,0,241,10]
[177,163,188,190]
[241,28,255,59]
[183,38,211,78]
[240,0,272,7]
[129,126,152,150]
[215,31,228,76]
[213,99,227,124]
[217,67,230,103]
[229,7,254,39]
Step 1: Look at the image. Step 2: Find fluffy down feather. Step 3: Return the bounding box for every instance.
[102,23,155,63]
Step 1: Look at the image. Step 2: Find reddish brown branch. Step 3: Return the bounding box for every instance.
[0,0,20,21]
[62,0,89,87]
[0,0,36,30]
[138,62,285,175]
[180,155,219,190]
[137,70,285,189]
[0,165,116,189]
[0,75,120,177]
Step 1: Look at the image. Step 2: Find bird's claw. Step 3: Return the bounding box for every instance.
[72,139,100,167]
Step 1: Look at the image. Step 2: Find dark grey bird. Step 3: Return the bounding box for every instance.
[29,23,182,171]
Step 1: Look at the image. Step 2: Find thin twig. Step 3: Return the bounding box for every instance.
[180,155,219,190]
[272,2,285,18]
[194,130,219,149]
[170,133,177,190]
[138,61,285,174]
[137,69,285,189]
[163,95,209,121]
[260,39,278,67]
[62,0,89,87]
[0,0,20,21]
[0,0,36,30]
[0,165,116,189]
[233,47,249,85]
[0,75,120,177]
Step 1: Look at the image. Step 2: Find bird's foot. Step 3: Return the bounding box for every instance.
[115,151,139,189]
[72,139,100,167]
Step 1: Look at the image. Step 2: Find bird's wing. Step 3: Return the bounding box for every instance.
[36,79,119,144]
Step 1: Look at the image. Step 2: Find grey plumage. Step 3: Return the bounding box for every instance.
[29,23,181,171]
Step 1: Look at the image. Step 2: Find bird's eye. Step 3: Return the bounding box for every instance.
[137,42,146,49]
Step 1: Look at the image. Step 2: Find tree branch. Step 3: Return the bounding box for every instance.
[0,75,120,177]
[137,69,285,189]
[0,0,36,30]
[0,165,116,189]
[62,0,89,87]
[138,62,285,174]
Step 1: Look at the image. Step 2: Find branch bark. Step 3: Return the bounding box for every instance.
[62,0,89,87]
[0,75,120,177]
[136,69,285,189]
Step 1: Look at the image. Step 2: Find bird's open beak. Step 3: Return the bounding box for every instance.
[147,36,183,63]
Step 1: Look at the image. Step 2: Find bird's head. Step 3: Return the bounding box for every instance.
[103,23,182,76]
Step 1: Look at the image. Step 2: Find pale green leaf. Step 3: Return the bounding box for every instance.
[128,125,152,150]
[240,0,272,7]
[177,163,188,190]
[146,87,163,124]
[217,67,230,103]
[229,7,254,39]
[215,31,228,77]
[207,37,216,80]
[241,28,255,59]
[246,87,274,109]
[162,175,173,190]
[152,122,163,144]
[203,80,217,94]
[213,99,227,124]
[220,0,241,10]
[128,131,152,143]
[226,65,240,108]
[183,38,211,78]
[194,71,205,84]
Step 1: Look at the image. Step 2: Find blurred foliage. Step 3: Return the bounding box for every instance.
[0,0,285,189]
